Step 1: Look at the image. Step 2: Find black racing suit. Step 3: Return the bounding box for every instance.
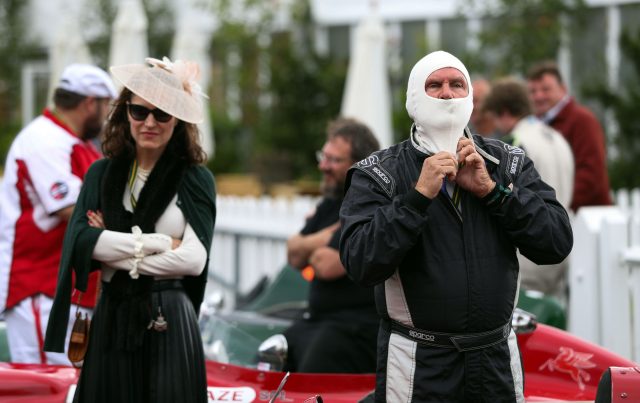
[339,131,573,402]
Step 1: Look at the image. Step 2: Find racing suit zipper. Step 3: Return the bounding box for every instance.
[439,194,463,223]
[438,185,463,223]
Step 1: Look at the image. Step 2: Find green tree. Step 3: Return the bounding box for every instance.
[584,28,640,190]
[466,0,586,76]
[0,0,41,166]
[0,0,175,168]
[207,0,346,185]
[253,6,346,184]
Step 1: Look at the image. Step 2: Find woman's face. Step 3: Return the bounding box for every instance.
[127,94,177,154]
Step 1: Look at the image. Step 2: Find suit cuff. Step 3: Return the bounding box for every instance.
[403,188,432,214]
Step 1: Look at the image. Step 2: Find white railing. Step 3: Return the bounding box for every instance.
[569,188,640,362]
[207,195,319,309]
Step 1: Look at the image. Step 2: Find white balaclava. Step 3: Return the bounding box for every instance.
[406,51,474,156]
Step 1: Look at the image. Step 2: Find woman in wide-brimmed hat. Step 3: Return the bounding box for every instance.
[44,57,216,403]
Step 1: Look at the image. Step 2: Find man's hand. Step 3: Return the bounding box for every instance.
[309,246,346,280]
[287,222,340,269]
[415,151,458,199]
[454,137,495,198]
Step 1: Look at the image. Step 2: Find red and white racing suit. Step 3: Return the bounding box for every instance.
[0,109,100,364]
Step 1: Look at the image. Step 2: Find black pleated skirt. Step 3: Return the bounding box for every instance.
[73,280,207,403]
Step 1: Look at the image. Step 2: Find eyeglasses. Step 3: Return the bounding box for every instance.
[127,103,173,123]
[315,150,348,165]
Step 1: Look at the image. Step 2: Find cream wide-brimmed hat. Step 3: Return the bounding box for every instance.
[110,57,206,124]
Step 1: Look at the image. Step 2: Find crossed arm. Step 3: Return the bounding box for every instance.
[287,222,346,280]
[88,209,206,277]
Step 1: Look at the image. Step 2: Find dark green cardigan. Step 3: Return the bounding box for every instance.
[44,158,216,353]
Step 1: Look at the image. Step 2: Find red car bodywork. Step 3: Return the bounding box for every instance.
[0,323,636,402]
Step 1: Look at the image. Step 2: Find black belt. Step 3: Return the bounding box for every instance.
[383,319,511,352]
[101,279,183,292]
[151,279,183,291]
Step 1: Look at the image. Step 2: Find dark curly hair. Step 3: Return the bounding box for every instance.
[102,87,207,165]
[326,117,380,162]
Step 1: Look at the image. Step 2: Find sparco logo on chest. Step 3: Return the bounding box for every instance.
[409,330,435,342]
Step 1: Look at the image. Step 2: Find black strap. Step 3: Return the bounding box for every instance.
[383,319,510,352]
[150,279,184,292]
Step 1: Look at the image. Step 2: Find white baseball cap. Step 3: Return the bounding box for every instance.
[57,64,118,99]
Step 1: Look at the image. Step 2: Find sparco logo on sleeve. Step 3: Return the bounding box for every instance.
[357,155,379,168]
[373,167,391,184]
[503,144,524,155]
[503,144,525,179]
[509,156,520,175]
[355,156,395,198]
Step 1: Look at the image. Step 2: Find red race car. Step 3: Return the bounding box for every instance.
[0,308,637,402]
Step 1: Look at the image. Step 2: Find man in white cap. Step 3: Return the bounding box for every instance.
[340,51,573,401]
[0,63,116,364]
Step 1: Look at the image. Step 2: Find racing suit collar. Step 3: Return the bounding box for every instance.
[410,124,500,166]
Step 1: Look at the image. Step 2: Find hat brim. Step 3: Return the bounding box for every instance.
[111,64,204,124]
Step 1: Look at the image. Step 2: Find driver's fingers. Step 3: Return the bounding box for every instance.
[464,151,484,167]
[456,137,473,150]
[457,143,477,163]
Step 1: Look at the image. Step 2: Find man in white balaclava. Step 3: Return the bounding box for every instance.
[339,51,572,402]
[406,50,474,156]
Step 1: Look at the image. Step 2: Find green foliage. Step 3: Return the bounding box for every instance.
[0,0,175,167]
[0,0,41,165]
[466,0,587,76]
[391,86,412,144]
[207,0,346,183]
[584,28,640,190]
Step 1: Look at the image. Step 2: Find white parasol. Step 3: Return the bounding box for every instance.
[340,2,393,148]
[47,5,93,105]
[109,0,149,89]
[171,3,216,158]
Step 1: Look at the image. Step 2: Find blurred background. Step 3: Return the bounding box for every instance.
[2,0,640,195]
[2,0,640,362]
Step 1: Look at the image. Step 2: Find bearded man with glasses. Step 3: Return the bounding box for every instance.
[283,117,380,374]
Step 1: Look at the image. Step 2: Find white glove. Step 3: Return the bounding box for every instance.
[141,233,173,255]
[129,226,172,279]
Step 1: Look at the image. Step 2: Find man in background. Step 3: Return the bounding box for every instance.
[527,61,611,211]
[340,50,572,401]
[483,77,574,302]
[469,77,496,137]
[0,64,116,364]
[284,117,380,373]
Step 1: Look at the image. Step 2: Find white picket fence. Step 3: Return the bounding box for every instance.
[207,195,319,309]
[208,190,640,362]
[569,189,640,362]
